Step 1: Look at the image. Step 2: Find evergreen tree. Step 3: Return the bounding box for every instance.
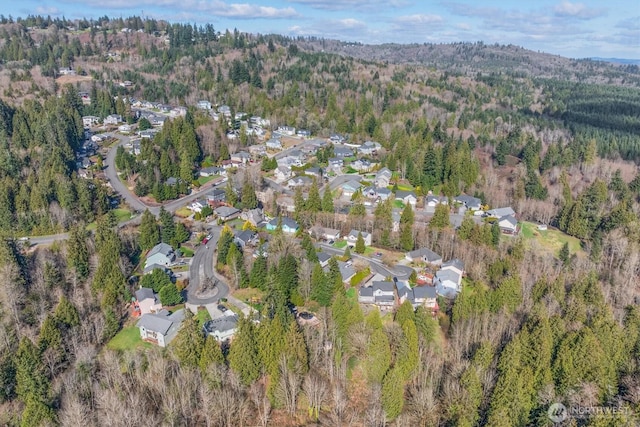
[66,225,89,280]
[241,175,258,210]
[140,268,172,292]
[559,242,570,266]
[366,325,391,384]
[216,226,234,266]
[54,296,80,329]
[354,232,365,254]
[229,316,261,385]
[422,144,442,189]
[430,203,450,229]
[321,188,334,213]
[171,310,204,367]
[250,254,267,289]
[138,209,160,251]
[349,202,366,217]
[306,179,322,212]
[491,221,501,247]
[224,179,237,206]
[159,207,176,244]
[159,283,183,306]
[310,262,331,306]
[199,335,224,372]
[399,203,414,251]
[381,367,404,420]
[15,338,48,402]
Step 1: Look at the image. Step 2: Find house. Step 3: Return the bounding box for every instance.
[200,166,224,177]
[170,106,187,117]
[82,116,100,128]
[137,309,184,347]
[242,208,264,227]
[487,207,516,218]
[288,176,313,188]
[351,159,375,172]
[345,230,372,247]
[79,157,92,169]
[139,129,158,139]
[376,187,392,200]
[328,157,343,169]
[218,105,232,117]
[118,124,132,133]
[434,258,465,299]
[412,286,438,309]
[197,100,212,110]
[266,138,283,150]
[358,140,382,155]
[337,261,356,284]
[231,151,251,164]
[297,129,311,138]
[234,229,257,249]
[204,316,238,341]
[395,190,418,206]
[289,149,305,163]
[426,195,449,209]
[405,247,443,265]
[498,214,518,235]
[135,287,162,315]
[278,155,303,168]
[165,177,179,186]
[309,225,341,242]
[104,114,123,125]
[329,134,346,144]
[434,269,462,299]
[266,217,299,234]
[317,252,332,268]
[214,206,241,221]
[189,199,206,213]
[375,168,392,188]
[59,67,75,76]
[454,195,483,211]
[305,167,323,179]
[91,134,104,143]
[341,180,363,197]
[277,125,296,136]
[143,263,171,275]
[366,281,396,306]
[145,243,176,269]
[207,188,226,204]
[334,146,354,158]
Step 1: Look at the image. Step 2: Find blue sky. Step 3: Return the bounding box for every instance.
[7,0,640,59]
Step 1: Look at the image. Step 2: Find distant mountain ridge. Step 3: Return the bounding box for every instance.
[298,39,640,87]
[590,57,640,65]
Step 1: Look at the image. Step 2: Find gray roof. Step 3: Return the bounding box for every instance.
[375,294,395,303]
[166,177,178,185]
[317,252,332,263]
[234,229,256,243]
[215,206,240,217]
[337,262,356,282]
[395,190,417,200]
[135,287,156,301]
[143,263,169,275]
[488,207,515,217]
[342,180,363,191]
[348,229,370,239]
[376,187,392,195]
[376,167,392,178]
[373,281,395,292]
[408,247,442,263]
[499,214,518,227]
[204,316,238,334]
[137,313,174,335]
[455,194,482,207]
[442,258,465,271]
[148,243,174,258]
[436,269,461,284]
[359,286,373,297]
[413,286,437,299]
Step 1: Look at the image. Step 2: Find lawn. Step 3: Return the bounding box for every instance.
[178,246,194,257]
[233,288,264,304]
[333,240,348,249]
[86,208,132,230]
[396,183,414,191]
[197,175,215,186]
[175,206,193,218]
[345,287,357,301]
[520,221,582,255]
[393,200,406,209]
[107,326,152,351]
[350,267,371,286]
[196,308,211,328]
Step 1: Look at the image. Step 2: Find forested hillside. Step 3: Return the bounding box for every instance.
[0,14,638,427]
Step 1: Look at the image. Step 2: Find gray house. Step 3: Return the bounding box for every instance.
[137,309,184,347]
[145,243,176,270]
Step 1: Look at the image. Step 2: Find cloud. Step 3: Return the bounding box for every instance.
[34,6,61,15]
[58,0,299,19]
[553,1,605,20]
[287,0,408,11]
[394,14,443,25]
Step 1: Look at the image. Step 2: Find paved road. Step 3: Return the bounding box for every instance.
[317,242,414,281]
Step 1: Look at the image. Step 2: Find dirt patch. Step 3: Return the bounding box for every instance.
[56,74,93,86]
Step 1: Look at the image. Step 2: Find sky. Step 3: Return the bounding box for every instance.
[6,0,640,59]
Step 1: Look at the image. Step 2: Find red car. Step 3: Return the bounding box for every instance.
[202,237,209,245]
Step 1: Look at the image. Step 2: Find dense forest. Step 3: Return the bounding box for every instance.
[0,14,638,426]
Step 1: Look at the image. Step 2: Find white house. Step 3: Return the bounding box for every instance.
[145,243,176,270]
[375,167,392,188]
[275,166,293,181]
[104,114,123,125]
[137,309,184,347]
[189,199,206,213]
[434,258,465,299]
[395,190,418,206]
[266,138,283,150]
[341,180,363,197]
[82,116,100,128]
[358,140,382,155]
[118,124,132,133]
[309,225,341,241]
[204,315,238,341]
[358,281,396,306]
[498,214,518,235]
[426,195,448,209]
[277,125,296,136]
[345,230,372,247]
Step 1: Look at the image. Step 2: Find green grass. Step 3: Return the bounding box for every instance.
[393,200,406,209]
[396,183,414,191]
[107,326,152,351]
[196,308,211,328]
[333,240,347,249]
[520,221,582,255]
[197,175,215,186]
[350,267,371,286]
[346,287,357,301]
[178,246,194,257]
[86,208,132,230]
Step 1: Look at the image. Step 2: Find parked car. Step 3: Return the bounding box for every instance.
[202,237,209,244]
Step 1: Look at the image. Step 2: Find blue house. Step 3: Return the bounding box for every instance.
[265,217,300,234]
